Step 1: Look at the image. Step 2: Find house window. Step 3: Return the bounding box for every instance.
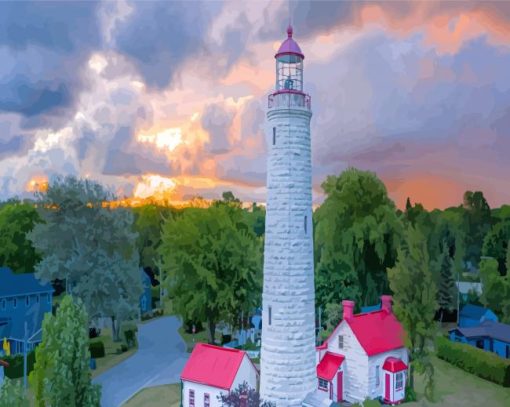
[304,215,307,234]
[476,339,484,349]
[13,298,17,309]
[189,389,195,407]
[338,335,344,349]
[318,378,328,391]
[26,296,30,307]
[268,306,272,326]
[272,127,276,145]
[204,393,210,407]
[395,372,404,390]
[375,365,380,387]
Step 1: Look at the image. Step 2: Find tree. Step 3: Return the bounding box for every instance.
[462,190,491,266]
[324,302,343,333]
[437,243,456,322]
[0,378,29,407]
[387,226,437,400]
[0,201,42,273]
[30,296,101,407]
[133,204,165,271]
[482,220,510,276]
[159,201,262,343]
[479,257,510,322]
[314,168,402,309]
[28,176,142,341]
[217,381,275,407]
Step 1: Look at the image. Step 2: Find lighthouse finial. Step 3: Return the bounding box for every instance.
[287,24,293,38]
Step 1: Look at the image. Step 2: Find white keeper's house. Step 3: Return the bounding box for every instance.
[309,295,408,406]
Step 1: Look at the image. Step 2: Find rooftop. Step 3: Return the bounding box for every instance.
[0,267,53,298]
[451,320,510,343]
[275,25,304,59]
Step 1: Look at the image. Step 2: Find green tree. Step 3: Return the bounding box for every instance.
[0,202,42,273]
[324,302,343,333]
[437,243,456,322]
[159,201,262,343]
[28,176,142,341]
[0,378,29,407]
[462,191,491,267]
[314,168,402,309]
[482,220,510,276]
[30,296,101,407]
[479,257,510,321]
[387,226,437,400]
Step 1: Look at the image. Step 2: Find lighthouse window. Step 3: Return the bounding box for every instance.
[304,215,307,234]
[272,127,276,145]
[268,306,272,325]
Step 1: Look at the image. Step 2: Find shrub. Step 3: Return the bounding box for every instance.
[89,340,105,359]
[89,327,101,339]
[404,385,417,402]
[3,351,36,379]
[121,344,128,352]
[0,377,29,407]
[436,336,510,386]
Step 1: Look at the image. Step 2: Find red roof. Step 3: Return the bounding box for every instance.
[275,25,304,59]
[383,357,407,372]
[180,343,256,390]
[346,310,405,356]
[317,352,344,381]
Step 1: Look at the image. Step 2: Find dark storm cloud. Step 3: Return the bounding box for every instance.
[112,0,223,89]
[102,127,172,177]
[0,1,102,117]
[202,103,236,154]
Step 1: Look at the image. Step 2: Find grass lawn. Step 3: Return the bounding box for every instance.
[123,383,181,407]
[408,356,510,406]
[91,327,137,378]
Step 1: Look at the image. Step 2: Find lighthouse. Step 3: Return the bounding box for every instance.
[260,25,316,405]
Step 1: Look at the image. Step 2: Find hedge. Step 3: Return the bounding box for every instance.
[89,340,105,358]
[3,351,36,379]
[436,336,510,386]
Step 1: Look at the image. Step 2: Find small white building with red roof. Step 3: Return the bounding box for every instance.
[314,295,408,405]
[180,343,259,407]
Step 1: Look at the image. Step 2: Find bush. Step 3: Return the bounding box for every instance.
[89,340,105,358]
[0,377,29,407]
[404,385,417,402]
[436,336,510,386]
[3,351,36,379]
[121,344,128,352]
[89,327,101,339]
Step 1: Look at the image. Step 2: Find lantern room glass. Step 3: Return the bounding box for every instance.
[276,54,303,92]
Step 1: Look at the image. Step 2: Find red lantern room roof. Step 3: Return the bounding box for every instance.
[275,25,304,59]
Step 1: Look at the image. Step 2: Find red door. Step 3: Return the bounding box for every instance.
[337,371,343,402]
[385,373,391,402]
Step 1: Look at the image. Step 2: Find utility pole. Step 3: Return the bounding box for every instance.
[23,322,28,390]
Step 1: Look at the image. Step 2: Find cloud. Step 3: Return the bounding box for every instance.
[111,0,223,89]
[0,1,102,118]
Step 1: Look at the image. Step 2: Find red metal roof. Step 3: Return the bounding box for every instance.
[383,357,407,372]
[275,25,304,59]
[180,343,255,390]
[317,352,344,381]
[346,310,405,356]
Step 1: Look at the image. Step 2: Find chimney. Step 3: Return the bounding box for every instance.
[381,295,392,314]
[342,300,354,320]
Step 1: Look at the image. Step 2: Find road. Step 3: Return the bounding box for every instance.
[93,316,189,407]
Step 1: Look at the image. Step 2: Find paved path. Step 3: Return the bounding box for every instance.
[93,316,188,407]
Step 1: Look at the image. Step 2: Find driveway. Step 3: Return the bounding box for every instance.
[93,316,189,407]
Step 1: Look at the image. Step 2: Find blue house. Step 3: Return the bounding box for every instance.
[0,267,53,355]
[449,320,510,359]
[139,267,159,315]
[361,303,381,313]
[459,304,498,328]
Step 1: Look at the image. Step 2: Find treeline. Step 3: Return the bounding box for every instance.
[1,169,509,336]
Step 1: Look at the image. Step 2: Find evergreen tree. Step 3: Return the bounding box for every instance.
[437,243,456,322]
[30,296,101,407]
[387,226,437,400]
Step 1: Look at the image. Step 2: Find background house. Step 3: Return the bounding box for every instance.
[449,320,510,358]
[459,304,498,328]
[0,267,53,355]
[180,343,259,407]
[139,267,160,315]
[456,282,483,302]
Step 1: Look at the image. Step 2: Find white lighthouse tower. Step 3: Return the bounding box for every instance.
[260,25,316,406]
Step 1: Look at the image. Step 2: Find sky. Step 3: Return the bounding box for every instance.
[1,0,510,210]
